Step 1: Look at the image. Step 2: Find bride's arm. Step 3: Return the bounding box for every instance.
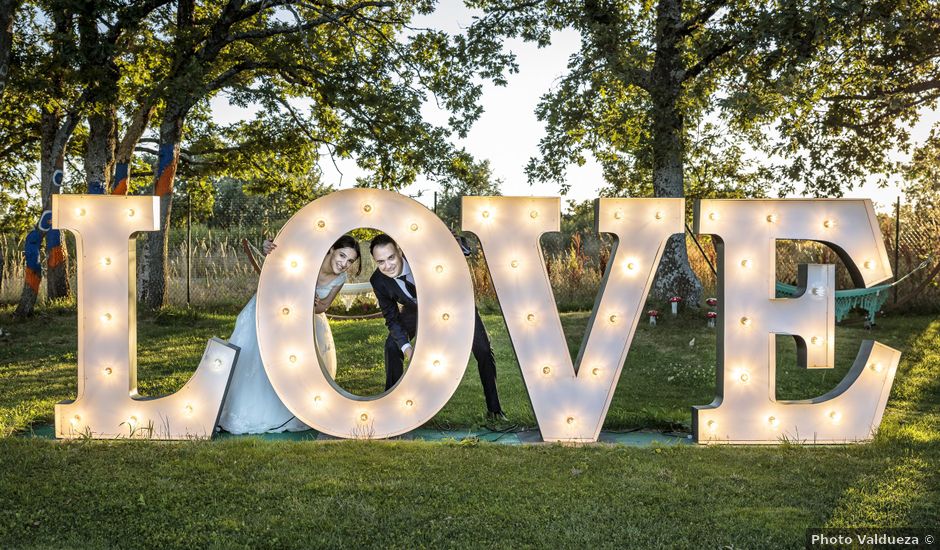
[314,284,343,314]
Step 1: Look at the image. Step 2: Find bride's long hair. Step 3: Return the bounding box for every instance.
[330,235,362,276]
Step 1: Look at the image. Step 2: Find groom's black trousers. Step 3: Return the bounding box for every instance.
[384,309,502,414]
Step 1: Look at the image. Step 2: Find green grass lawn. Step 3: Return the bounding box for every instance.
[0,305,937,547]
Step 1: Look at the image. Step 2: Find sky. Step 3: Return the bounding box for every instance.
[211,3,938,214]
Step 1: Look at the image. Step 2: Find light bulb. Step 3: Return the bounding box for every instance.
[510,260,519,269]
[566,416,575,425]
[811,287,826,296]
[101,312,112,323]
[481,210,490,219]
[405,399,414,408]
[289,354,298,364]
[288,257,301,271]
[359,413,369,422]
[654,211,663,220]
[706,419,717,431]
[863,260,875,270]
[592,367,601,376]
[529,210,538,219]
[526,313,536,323]
[823,219,836,229]
[740,316,751,327]
[869,362,883,373]
[608,314,618,324]
[410,223,419,231]
[213,358,223,370]
[128,415,138,427]
[127,208,135,218]
[614,210,623,220]
[76,207,86,217]
[432,359,442,369]
[70,414,81,427]
[766,213,778,223]
[100,257,112,267]
[362,204,372,213]
[542,366,551,375]
[313,395,322,406]
[828,410,841,423]
[316,220,326,229]
[435,264,444,274]
[767,415,779,428]
[103,367,113,376]
[184,404,193,416]
[441,313,450,321]
[810,336,821,346]
[740,259,753,269]
[281,307,290,316]
[738,371,750,383]
[624,261,637,272]
[708,211,719,221]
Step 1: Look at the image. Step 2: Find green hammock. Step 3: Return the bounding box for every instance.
[774,282,891,324]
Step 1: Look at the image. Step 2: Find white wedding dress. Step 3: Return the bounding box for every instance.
[218,272,347,434]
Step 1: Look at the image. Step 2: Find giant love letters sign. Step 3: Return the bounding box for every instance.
[52,190,901,444]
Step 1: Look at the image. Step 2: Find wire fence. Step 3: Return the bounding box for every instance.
[2,196,938,316]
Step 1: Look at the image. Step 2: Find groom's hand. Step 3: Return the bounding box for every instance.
[262,239,277,256]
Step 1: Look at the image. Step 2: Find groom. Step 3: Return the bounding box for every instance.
[369,234,506,419]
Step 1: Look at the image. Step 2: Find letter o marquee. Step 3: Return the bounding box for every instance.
[256,189,474,439]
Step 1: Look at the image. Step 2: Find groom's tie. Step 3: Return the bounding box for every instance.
[397,274,417,302]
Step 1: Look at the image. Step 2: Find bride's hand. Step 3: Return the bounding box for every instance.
[262,239,277,256]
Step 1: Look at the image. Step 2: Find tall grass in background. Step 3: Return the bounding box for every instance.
[2,214,938,314]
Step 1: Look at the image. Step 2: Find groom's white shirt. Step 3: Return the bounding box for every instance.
[394,260,416,353]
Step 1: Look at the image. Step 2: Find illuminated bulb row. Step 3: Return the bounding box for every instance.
[756,411,840,428]
[613,210,663,221]
[75,208,136,218]
[479,208,542,220]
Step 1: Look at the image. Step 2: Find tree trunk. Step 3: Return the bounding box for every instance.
[44,129,69,300]
[138,115,183,309]
[648,0,703,306]
[0,0,20,97]
[113,103,155,195]
[15,110,67,316]
[85,109,117,193]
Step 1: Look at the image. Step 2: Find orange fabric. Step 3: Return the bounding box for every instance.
[155,157,177,196]
[112,179,128,195]
[48,246,65,269]
[25,268,41,293]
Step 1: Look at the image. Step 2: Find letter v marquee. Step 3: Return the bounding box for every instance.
[463,197,684,441]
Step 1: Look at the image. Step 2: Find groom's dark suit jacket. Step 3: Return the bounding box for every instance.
[369,269,418,349]
[369,265,503,413]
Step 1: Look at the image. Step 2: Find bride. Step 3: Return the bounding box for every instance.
[218,235,362,434]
